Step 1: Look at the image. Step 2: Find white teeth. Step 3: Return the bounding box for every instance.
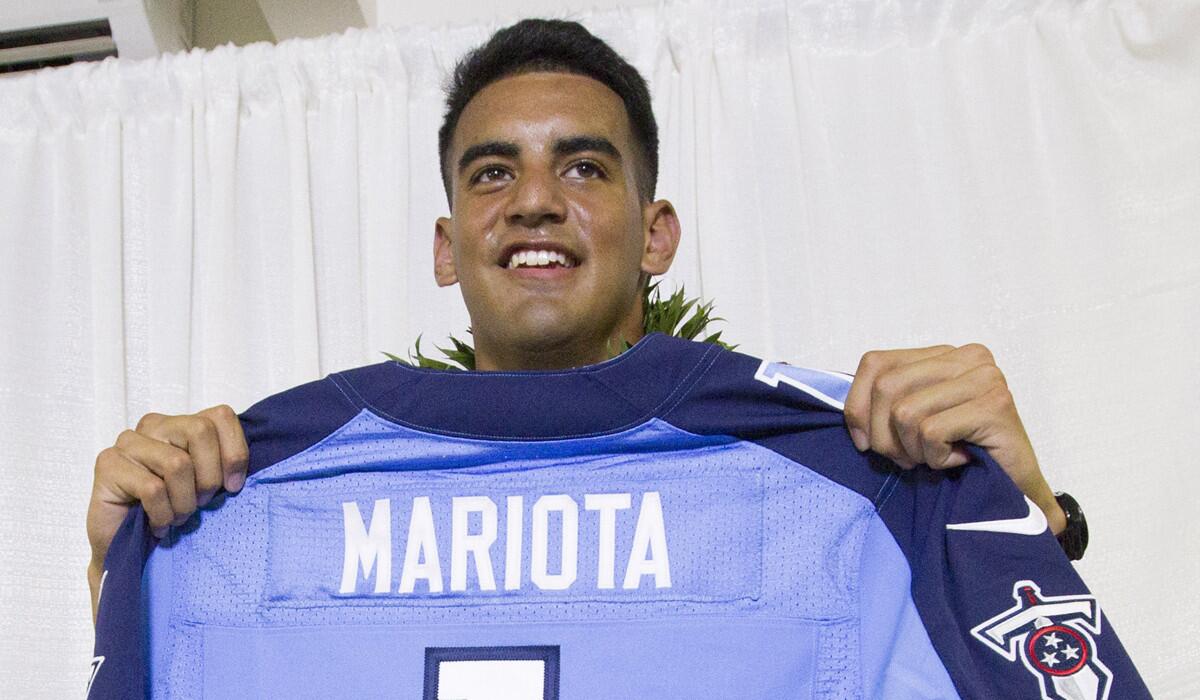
[506,248,577,269]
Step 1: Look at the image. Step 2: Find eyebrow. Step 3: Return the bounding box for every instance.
[456,135,624,175]
[553,135,622,163]
[457,141,519,175]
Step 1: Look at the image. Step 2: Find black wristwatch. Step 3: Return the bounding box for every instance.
[1054,492,1088,561]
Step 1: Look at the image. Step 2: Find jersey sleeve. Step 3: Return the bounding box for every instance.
[663,346,1150,699]
[87,506,154,699]
[876,450,1152,700]
[87,373,361,698]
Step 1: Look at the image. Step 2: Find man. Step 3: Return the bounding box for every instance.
[88,18,1140,699]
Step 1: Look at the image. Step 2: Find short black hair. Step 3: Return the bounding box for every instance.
[438,18,658,205]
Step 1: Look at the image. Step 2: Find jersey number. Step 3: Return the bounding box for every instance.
[753,360,852,410]
[424,646,560,700]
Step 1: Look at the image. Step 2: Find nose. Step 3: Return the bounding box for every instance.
[504,168,568,228]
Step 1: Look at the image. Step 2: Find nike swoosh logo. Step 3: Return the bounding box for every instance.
[946,496,1048,536]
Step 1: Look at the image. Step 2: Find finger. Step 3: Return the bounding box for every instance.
[197,404,250,493]
[90,448,175,549]
[118,429,199,526]
[915,388,1013,470]
[845,345,954,451]
[137,415,224,508]
[890,364,1008,466]
[864,350,962,466]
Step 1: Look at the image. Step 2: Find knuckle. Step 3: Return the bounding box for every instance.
[136,412,162,432]
[891,399,920,430]
[917,415,942,445]
[989,385,1015,409]
[115,429,138,448]
[960,342,994,364]
[210,404,238,422]
[857,351,883,375]
[873,371,901,399]
[186,416,217,441]
[164,452,193,478]
[142,479,167,503]
[979,363,1007,386]
[94,447,119,472]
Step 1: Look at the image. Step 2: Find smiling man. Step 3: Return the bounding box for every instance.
[86,19,1146,700]
[432,68,679,371]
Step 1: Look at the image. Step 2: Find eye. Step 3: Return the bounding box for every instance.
[565,160,606,180]
[471,165,512,185]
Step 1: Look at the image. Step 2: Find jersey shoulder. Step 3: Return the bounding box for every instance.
[660,341,896,503]
[240,364,386,475]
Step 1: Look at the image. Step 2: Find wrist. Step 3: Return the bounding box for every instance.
[1028,484,1067,535]
[1044,498,1068,536]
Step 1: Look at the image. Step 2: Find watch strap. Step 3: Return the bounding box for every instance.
[1054,491,1088,561]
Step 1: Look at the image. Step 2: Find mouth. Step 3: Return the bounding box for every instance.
[499,243,581,270]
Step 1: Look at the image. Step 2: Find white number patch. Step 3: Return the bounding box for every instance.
[425,646,559,700]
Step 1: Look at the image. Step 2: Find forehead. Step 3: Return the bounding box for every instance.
[452,71,633,154]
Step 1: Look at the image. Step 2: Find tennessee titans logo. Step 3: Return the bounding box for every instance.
[972,581,1112,700]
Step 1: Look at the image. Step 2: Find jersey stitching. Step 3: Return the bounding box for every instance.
[335,341,722,441]
[380,331,660,378]
[872,473,901,511]
[328,374,367,410]
[656,343,724,419]
[245,409,380,484]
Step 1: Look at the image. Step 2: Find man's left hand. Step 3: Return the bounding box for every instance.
[843,344,1068,535]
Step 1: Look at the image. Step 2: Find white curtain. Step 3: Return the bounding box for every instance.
[1,0,1197,696]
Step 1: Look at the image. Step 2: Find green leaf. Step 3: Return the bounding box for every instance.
[385,284,733,370]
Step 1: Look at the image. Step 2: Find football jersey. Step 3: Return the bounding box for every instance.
[89,334,1150,699]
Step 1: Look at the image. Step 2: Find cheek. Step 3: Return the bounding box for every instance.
[574,195,644,262]
[453,207,504,267]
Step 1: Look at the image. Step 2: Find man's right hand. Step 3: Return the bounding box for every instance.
[86,405,249,620]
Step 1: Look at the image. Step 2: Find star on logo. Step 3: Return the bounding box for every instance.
[1040,651,1060,668]
[1062,645,1080,661]
[1042,632,1063,648]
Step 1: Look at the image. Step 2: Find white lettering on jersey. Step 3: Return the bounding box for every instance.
[451,496,497,591]
[585,493,632,589]
[504,495,524,591]
[338,491,673,595]
[399,496,443,593]
[340,499,391,594]
[531,494,579,590]
[623,491,672,589]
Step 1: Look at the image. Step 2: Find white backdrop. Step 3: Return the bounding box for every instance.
[1,0,1197,696]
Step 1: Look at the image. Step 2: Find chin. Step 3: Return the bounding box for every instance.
[506,318,584,352]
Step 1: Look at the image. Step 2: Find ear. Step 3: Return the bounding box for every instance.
[433,217,459,287]
[640,199,681,276]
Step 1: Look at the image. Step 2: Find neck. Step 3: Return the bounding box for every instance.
[473,310,646,372]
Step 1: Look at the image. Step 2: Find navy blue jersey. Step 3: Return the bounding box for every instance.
[89,334,1149,699]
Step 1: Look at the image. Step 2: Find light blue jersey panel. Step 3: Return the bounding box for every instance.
[145,411,958,699]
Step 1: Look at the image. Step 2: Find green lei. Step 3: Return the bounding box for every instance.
[386,283,733,371]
